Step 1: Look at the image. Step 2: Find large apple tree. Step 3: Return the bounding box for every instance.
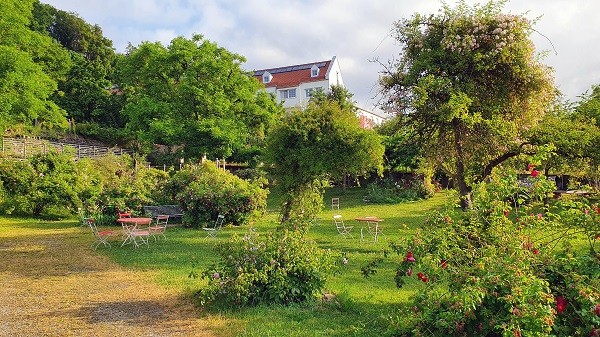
[379,0,555,209]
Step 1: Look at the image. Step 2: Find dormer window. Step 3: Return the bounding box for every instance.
[262,71,272,84]
[310,65,319,77]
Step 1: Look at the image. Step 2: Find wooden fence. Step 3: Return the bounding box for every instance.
[0,137,134,160]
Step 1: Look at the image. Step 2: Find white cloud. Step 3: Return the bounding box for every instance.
[42,0,600,108]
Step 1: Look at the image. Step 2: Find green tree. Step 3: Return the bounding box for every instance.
[265,98,384,223]
[0,0,70,134]
[116,35,282,162]
[528,103,599,181]
[30,1,121,128]
[379,0,555,210]
[376,115,422,172]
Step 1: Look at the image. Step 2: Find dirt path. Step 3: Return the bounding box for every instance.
[0,222,224,337]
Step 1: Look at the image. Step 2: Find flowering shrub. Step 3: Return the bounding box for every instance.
[195,229,335,306]
[364,177,434,204]
[0,151,88,218]
[368,169,599,336]
[161,161,267,227]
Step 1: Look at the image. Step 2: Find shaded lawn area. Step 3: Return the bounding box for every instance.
[101,187,453,336]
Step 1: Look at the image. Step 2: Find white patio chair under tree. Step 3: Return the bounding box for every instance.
[203,214,225,238]
[148,215,168,240]
[331,197,340,210]
[333,214,353,238]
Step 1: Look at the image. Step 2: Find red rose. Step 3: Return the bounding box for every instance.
[405,251,416,262]
[594,303,600,316]
[440,260,448,269]
[527,164,534,171]
[531,170,540,177]
[556,296,568,314]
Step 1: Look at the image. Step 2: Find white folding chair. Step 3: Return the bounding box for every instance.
[203,215,225,238]
[148,215,168,240]
[333,214,353,238]
[366,220,383,242]
[331,197,340,210]
[87,218,115,250]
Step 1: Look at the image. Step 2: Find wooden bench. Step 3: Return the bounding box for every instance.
[143,205,184,225]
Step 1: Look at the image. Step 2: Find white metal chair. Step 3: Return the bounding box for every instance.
[203,215,225,238]
[87,218,115,250]
[365,219,383,242]
[148,215,168,240]
[333,214,353,238]
[331,197,340,210]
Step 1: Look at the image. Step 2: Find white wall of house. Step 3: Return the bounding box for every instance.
[262,56,346,109]
[325,56,344,87]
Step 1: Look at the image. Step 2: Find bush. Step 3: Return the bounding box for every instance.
[0,152,86,217]
[161,161,267,227]
[196,229,335,306]
[366,169,599,336]
[88,154,168,216]
[364,177,433,204]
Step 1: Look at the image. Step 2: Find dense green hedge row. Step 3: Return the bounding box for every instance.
[0,152,267,228]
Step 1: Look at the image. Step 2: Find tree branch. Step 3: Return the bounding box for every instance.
[478,142,532,183]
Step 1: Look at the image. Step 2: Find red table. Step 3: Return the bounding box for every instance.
[117,217,152,247]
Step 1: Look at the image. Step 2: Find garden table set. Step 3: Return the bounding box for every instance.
[117,217,155,248]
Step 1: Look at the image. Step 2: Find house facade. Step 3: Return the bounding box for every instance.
[253,56,344,109]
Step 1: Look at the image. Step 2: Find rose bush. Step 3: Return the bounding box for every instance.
[368,168,599,336]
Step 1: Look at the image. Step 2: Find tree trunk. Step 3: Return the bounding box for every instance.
[453,120,472,211]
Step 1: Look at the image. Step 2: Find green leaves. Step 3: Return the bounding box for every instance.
[380,0,556,209]
[117,35,282,161]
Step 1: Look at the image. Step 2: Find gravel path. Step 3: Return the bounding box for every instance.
[0,224,222,337]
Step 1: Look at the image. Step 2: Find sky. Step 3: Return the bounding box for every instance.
[41,0,600,113]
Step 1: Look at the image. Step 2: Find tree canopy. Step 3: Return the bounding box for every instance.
[0,0,70,134]
[265,93,384,222]
[115,34,283,162]
[379,0,555,209]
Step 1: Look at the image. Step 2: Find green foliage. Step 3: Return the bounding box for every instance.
[377,116,422,172]
[196,229,335,306]
[115,34,282,161]
[380,0,555,209]
[0,0,71,134]
[89,154,168,216]
[373,169,599,336]
[0,151,82,217]
[0,152,167,220]
[527,102,600,181]
[265,98,384,222]
[161,161,267,228]
[364,178,434,204]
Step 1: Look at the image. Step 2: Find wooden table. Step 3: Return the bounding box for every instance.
[355,217,383,242]
[117,217,152,247]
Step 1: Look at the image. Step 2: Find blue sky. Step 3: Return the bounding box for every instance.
[42,0,600,111]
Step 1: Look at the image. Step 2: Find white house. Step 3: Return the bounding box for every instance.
[356,107,389,129]
[253,56,345,109]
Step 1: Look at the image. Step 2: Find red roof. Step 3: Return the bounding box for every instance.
[254,60,332,89]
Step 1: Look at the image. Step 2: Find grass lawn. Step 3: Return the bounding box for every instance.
[98,187,452,336]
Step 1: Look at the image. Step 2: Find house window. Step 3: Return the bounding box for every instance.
[280,89,297,99]
[310,65,319,77]
[262,71,272,84]
[305,87,323,98]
